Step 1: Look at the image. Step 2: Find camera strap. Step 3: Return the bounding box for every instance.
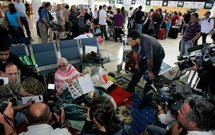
[3,113,16,132]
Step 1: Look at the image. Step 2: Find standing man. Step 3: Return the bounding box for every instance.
[13,0,32,40]
[153,8,163,39]
[126,30,165,93]
[179,13,201,56]
[99,5,112,40]
[134,6,144,34]
[38,2,53,43]
[200,11,214,44]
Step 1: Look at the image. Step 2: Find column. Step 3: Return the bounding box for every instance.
[32,0,41,20]
[88,0,95,11]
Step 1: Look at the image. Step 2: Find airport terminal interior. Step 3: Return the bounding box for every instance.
[0,0,215,135]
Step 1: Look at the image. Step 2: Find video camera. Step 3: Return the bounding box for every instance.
[148,84,186,116]
[177,44,215,70]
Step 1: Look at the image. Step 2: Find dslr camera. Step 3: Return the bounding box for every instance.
[0,98,16,113]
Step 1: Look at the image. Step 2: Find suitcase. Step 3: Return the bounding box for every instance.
[158,28,165,39]
[169,26,179,39]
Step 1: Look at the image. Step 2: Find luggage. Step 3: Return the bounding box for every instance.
[158,28,165,39]
[169,26,179,39]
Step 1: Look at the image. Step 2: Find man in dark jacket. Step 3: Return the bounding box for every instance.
[0,45,32,76]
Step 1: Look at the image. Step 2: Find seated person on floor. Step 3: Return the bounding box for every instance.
[0,45,34,77]
[0,64,34,126]
[74,24,93,39]
[147,103,177,135]
[0,102,71,135]
[54,57,81,96]
[81,96,121,135]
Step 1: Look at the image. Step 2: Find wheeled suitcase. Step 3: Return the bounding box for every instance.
[158,28,166,39]
[169,26,179,39]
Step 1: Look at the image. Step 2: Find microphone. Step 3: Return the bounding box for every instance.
[187,45,204,53]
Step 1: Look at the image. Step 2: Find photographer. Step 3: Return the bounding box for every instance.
[190,33,215,95]
[20,103,70,135]
[0,64,33,126]
[0,102,16,135]
[170,97,215,135]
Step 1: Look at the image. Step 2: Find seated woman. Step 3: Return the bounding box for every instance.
[54,57,81,96]
[81,96,121,135]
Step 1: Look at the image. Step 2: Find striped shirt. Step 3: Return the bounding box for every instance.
[54,64,80,95]
[183,22,201,41]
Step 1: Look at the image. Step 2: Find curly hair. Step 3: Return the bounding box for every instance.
[90,96,115,130]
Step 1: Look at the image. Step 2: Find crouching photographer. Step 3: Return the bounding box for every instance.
[170,97,215,135]
[0,102,71,135]
[147,97,215,135]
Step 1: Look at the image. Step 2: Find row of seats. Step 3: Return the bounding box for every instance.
[9,37,101,75]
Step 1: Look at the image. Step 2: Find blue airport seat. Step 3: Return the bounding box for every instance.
[5,38,31,46]
[58,39,82,64]
[80,37,109,61]
[9,45,29,57]
[80,37,99,55]
[29,42,58,74]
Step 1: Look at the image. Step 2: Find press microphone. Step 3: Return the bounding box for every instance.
[187,45,204,53]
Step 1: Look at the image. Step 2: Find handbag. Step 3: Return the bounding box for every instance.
[1,12,8,29]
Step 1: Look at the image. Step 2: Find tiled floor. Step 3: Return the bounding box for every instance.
[28,18,211,73]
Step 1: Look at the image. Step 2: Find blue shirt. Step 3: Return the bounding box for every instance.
[6,11,20,27]
[39,8,50,24]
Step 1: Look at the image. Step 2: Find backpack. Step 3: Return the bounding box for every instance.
[22,77,45,95]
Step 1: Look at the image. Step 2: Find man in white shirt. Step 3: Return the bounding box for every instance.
[74,24,93,39]
[13,0,32,39]
[98,5,112,40]
[200,11,214,44]
[20,103,71,135]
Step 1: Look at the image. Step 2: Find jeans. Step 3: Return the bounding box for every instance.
[100,24,109,39]
[126,59,163,94]
[134,23,142,34]
[14,100,27,126]
[179,38,194,56]
[201,33,208,44]
[20,17,31,38]
[147,125,167,135]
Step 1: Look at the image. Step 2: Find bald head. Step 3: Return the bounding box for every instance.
[27,103,50,124]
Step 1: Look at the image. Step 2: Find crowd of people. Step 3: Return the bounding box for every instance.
[0,1,215,135]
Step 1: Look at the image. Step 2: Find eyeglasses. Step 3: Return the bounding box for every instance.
[58,64,67,68]
[188,98,201,122]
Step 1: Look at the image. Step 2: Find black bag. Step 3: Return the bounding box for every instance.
[169,26,179,39]
[84,51,104,64]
